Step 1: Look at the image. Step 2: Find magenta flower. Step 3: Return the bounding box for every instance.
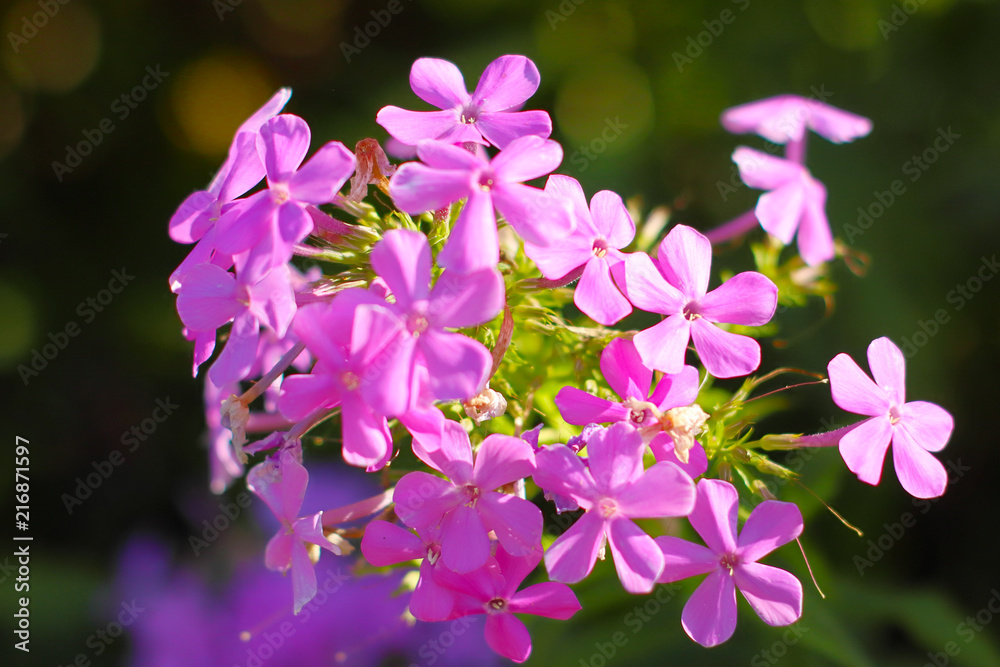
[657,478,804,647]
[389,137,573,273]
[393,417,541,574]
[533,423,696,593]
[621,224,777,378]
[827,336,954,498]
[277,293,400,471]
[214,114,356,277]
[175,260,295,386]
[435,546,581,663]
[732,147,833,266]
[721,94,872,147]
[363,229,504,415]
[523,175,634,325]
[246,448,341,614]
[555,337,699,429]
[376,55,551,150]
[361,521,459,622]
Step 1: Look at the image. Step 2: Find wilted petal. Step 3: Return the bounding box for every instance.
[733,562,803,626]
[681,569,738,647]
[289,540,319,614]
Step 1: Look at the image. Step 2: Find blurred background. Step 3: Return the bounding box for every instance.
[2,0,999,664]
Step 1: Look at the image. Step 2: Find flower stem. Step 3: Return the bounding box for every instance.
[703,209,759,244]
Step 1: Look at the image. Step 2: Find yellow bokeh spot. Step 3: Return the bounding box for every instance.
[554,56,653,154]
[535,1,636,71]
[167,54,275,158]
[0,282,37,370]
[2,1,101,92]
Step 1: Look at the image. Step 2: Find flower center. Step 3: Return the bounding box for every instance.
[889,405,902,425]
[426,543,441,565]
[597,497,618,518]
[460,104,480,124]
[629,409,647,424]
[406,313,429,336]
[719,553,740,571]
[682,300,701,321]
[592,238,609,258]
[460,484,481,507]
[477,171,495,192]
[340,371,361,392]
[486,598,507,614]
[272,184,291,205]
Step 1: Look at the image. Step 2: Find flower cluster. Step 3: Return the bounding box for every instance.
[166,55,953,662]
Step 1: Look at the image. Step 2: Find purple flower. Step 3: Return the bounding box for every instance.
[377,55,552,149]
[827,336,954,498]
[435,546,581,663]
[175,260,296,386]
[389,137,573,273]
[533,423,696,593]
[363,229,504,415]
[621,224,778,378]
[214,114,356,278]
[721,94,872,147]
[656,479,804,647]
[393,417,542,573]
[732,147,833,266]
[523,175,635,324]
[277,293,400,471]
[555,337,700,430]
[246,448,341,614]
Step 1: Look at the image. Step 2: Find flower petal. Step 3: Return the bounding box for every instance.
[681,569,738,647]
[371,229,431,311]
[796,178,835,266]
[410,58,469,108]
[576,258,632,325]
[892,427,949,498]
[428,267,504,329]
[554,387,629,425]
[543,510,606,584]
[510,582,581,620]
[633,315,692,375]
[360,520,424,566]
[436,188,499,273]
[393,471,462,529]
[736,501,803,563]
[472,55,540,111]
[649,365,701,411]
[600,337,652,401]
[340,393,393,471]
[287,141,356,204]
[258,114,310,182]
[733,562,803,626]
[417,330,492,403]
[621,251,686,315]
[278,373,340,422]
[897,401,953,453]
[175,264,240,332]
[615,462,696,519]
[477,492,543,557]
[533,444,597,507]
[732,146,804,189]
[491,135,563,184]
[828,351,891,417]
[658,224,713,299]
[805,101,873,143]
[586,423,646,495]
[590,190,635,249]
[867,337,907,406]
[838,415,892,485]
[477,110,552,149]
[474,434,536,491]
[655,535,720,582]
[697,272,777,326]
[690,318,761,379]
[376,107,464,146]
[607,517,664,593]
[689,479,738,555]
[441,504,491,573]
[485,613,532,663]
[492,182,574,247]
[389,162,472,215]
[755,183,805,244]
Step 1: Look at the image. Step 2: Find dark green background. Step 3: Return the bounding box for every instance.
[2,0,999,664]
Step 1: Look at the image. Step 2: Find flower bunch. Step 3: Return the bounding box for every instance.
[167,55,953,662]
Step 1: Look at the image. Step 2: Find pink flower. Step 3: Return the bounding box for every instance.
[721,94,872,147]
[376,55,552,149]
[656,479,804,647]
[621,224,777,378]
[363,229,504,415]
[214,114,356,278]
[247,448,341,614]
[827,336,954,498]
[732,147,833,266]
[277,292,401,471]
[389,137,573,273]
[555,337,700,430]
[360,521,460,622]
[392,417,541,574]
[435,546,581,663]
[523,175,634,325]
[175,260,296,386]
[533,423,696,593]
